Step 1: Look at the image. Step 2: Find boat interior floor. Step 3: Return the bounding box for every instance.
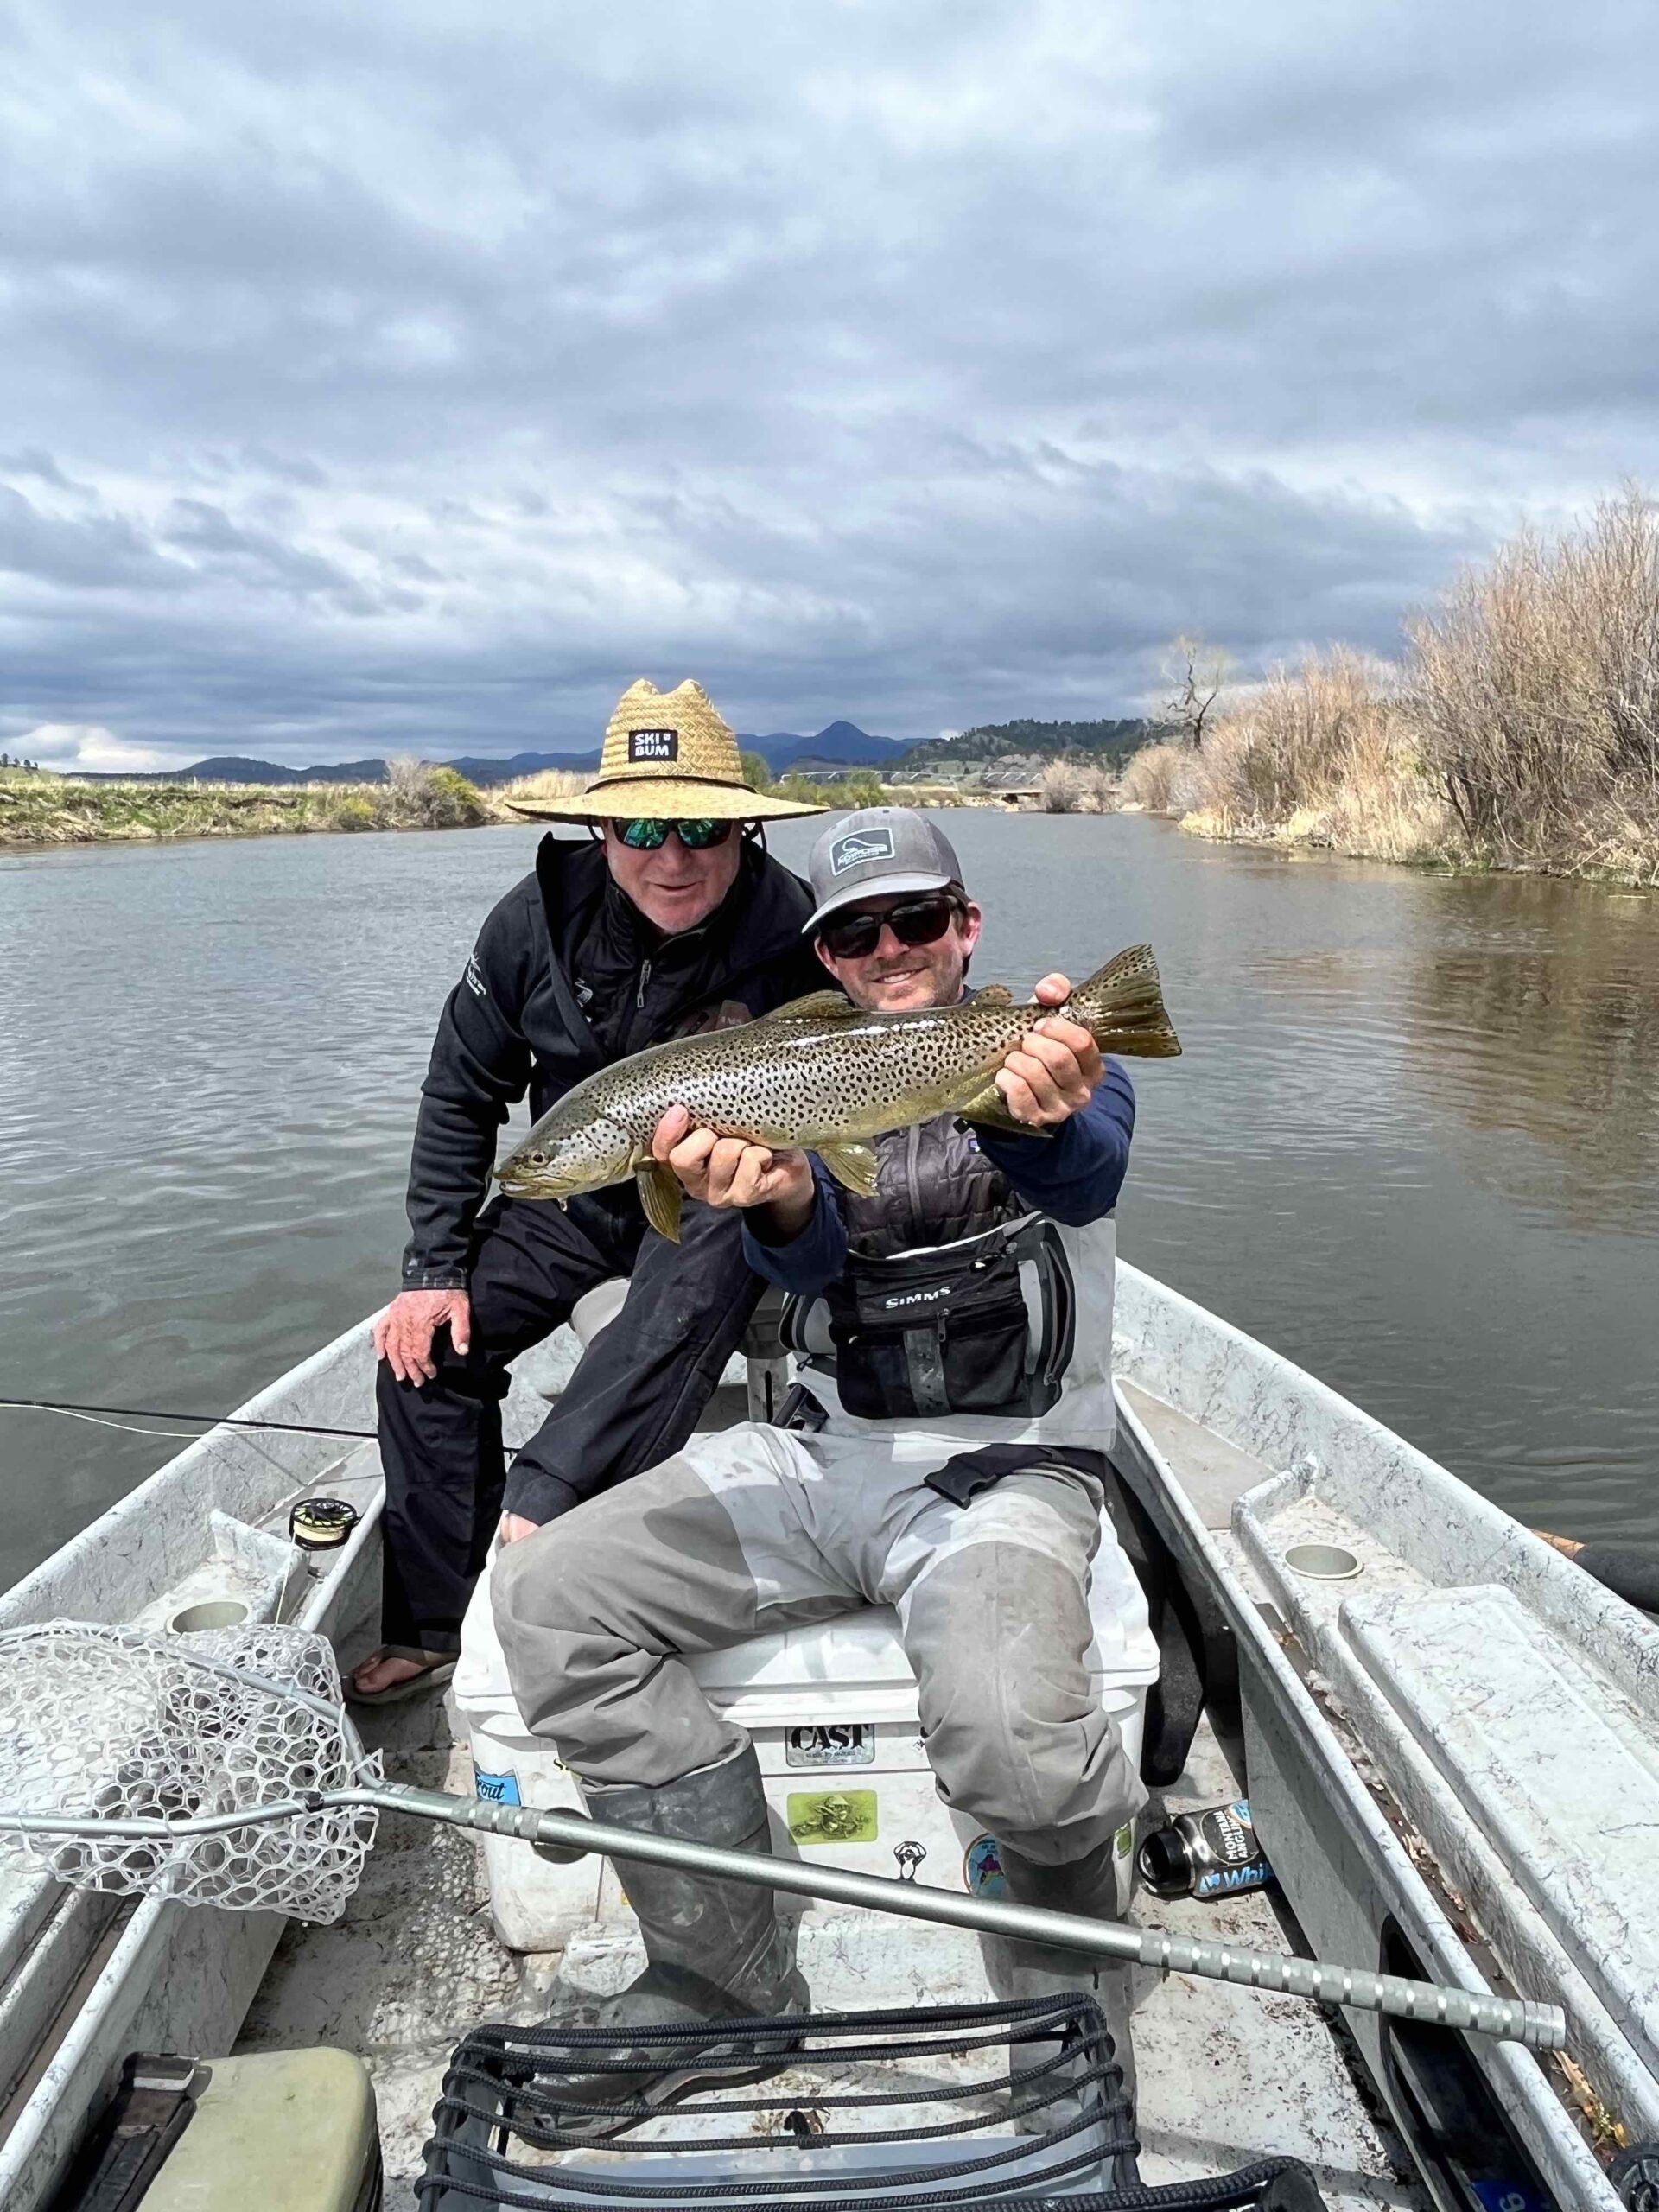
[238,1683,1425,2211]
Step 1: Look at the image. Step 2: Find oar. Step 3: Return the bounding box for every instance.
[0,1619,1568,2056]
[1534,1529,1659,1614]
[5,1783,1566,2051]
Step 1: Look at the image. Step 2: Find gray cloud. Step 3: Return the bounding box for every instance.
[0,486,192,593]
[3,0,1657,766]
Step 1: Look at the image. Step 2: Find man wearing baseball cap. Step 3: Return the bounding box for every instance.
[799,806,967,931]
[494,805,1144,2149]
[353,680,825,1704]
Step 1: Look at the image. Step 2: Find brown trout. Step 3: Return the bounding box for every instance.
[495,944,1180,1240]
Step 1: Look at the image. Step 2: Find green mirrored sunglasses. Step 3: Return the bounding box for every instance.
[613,817,734,851]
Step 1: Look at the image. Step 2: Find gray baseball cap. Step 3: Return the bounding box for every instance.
[804,807,965,933]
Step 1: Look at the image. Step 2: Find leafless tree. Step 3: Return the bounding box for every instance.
[1161,635,1231,749]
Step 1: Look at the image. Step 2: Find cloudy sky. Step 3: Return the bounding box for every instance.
[3,0,1656,770]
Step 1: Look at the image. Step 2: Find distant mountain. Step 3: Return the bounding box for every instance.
[899,719,1151,770]
[70,721,910,789]
[445,750,599,785]
[71,753,394,785]
[454,723,908,783]
[737,722,907,774]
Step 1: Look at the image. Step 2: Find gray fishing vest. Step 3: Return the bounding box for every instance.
[784,1111,1118,1449]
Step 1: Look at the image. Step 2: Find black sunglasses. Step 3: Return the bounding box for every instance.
[817,893,962,961]
[613,817,735,851]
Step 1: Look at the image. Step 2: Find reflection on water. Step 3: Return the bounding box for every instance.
[1409,876,1659,1233]
[2,815,1656,1588]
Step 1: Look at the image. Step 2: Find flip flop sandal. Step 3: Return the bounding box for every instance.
[345,1654,458,1707]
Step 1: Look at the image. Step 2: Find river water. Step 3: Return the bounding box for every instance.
[3,812,1656,1590]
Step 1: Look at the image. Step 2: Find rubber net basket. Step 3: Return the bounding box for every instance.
[416,1996,1328,2211]
[0,1618,379,1923]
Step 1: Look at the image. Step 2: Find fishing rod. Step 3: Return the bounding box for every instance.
[14,1398,1652,1618]
[0,1396,378,1444]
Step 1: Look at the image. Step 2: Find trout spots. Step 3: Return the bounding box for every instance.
[494,948,1177,1199]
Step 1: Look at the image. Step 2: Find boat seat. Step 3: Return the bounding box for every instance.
[1344,1581,1659,2064]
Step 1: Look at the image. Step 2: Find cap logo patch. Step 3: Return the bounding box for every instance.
[628,728,678,763]
[830,827,895,873]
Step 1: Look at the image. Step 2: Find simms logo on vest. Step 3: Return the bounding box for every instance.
[628,728,678,763]
[883,1283,952,1310]
[830,827,895,874]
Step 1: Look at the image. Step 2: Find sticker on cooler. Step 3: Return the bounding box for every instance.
[474,1766,523,1807]
[788,1789,879,1845]
[785,1721,875,1768]
[964,1834,1010,1897]
[964,1823,1132,1902]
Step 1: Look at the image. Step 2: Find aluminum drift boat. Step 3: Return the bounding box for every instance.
[1,1264,1651,2210]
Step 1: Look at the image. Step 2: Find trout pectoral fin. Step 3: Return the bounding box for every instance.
[814,1140,881,1197]
[759,988,860,1023]
[635,1161,684,1243]
[951,1079,1054,1138]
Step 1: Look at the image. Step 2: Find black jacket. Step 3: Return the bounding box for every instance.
[401,835,822,1288]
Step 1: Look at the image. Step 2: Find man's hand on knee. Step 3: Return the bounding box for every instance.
[499,1511,541,1545]
[652,1104,815,1215]
[373,1287,472,1383]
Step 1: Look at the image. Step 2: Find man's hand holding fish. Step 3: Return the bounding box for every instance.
[649,970,1108,1229]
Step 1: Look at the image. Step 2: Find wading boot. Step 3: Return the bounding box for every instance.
[550,1748,808,2139]
[996,1833,1138,2185]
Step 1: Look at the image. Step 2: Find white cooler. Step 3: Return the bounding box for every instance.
[454,1530,1160,1953]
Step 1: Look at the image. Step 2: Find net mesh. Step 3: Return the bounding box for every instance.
[0,1619,380,1923]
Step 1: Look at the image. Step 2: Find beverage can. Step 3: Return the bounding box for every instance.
[1137,1797,1274,1900]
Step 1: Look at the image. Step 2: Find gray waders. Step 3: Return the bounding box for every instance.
[998,1834,1137,2183]
[547,1748,807,2137]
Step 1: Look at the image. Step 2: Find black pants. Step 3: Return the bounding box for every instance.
[376,1192,766,1656]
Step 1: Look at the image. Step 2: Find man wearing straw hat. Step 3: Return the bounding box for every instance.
[352,680,824,1705]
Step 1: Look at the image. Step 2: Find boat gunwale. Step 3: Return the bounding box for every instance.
[1111,1260,1659,1719]
[1109,1278,1630,2209]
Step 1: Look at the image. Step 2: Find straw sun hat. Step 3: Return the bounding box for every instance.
[509,679,827,823]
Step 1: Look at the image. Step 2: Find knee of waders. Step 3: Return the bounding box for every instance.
[908,1548,1128,1841]
[490,1520,601,1641]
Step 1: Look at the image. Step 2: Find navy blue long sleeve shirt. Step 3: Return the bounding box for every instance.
[741,1059,1135,1301]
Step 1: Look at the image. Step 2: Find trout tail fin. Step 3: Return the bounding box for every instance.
[1067,944,1182,1058]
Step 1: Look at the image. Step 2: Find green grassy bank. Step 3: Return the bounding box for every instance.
[0,761,493,847]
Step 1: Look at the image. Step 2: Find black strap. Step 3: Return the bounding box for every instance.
[1101,1463,1209,1788]
[923,1443,1104,1509]
[45,2055,207,2212]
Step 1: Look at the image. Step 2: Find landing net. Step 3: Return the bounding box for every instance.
[0,1619,380,1923]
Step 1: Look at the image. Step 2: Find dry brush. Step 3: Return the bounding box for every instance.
[1119,487,1659,884]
